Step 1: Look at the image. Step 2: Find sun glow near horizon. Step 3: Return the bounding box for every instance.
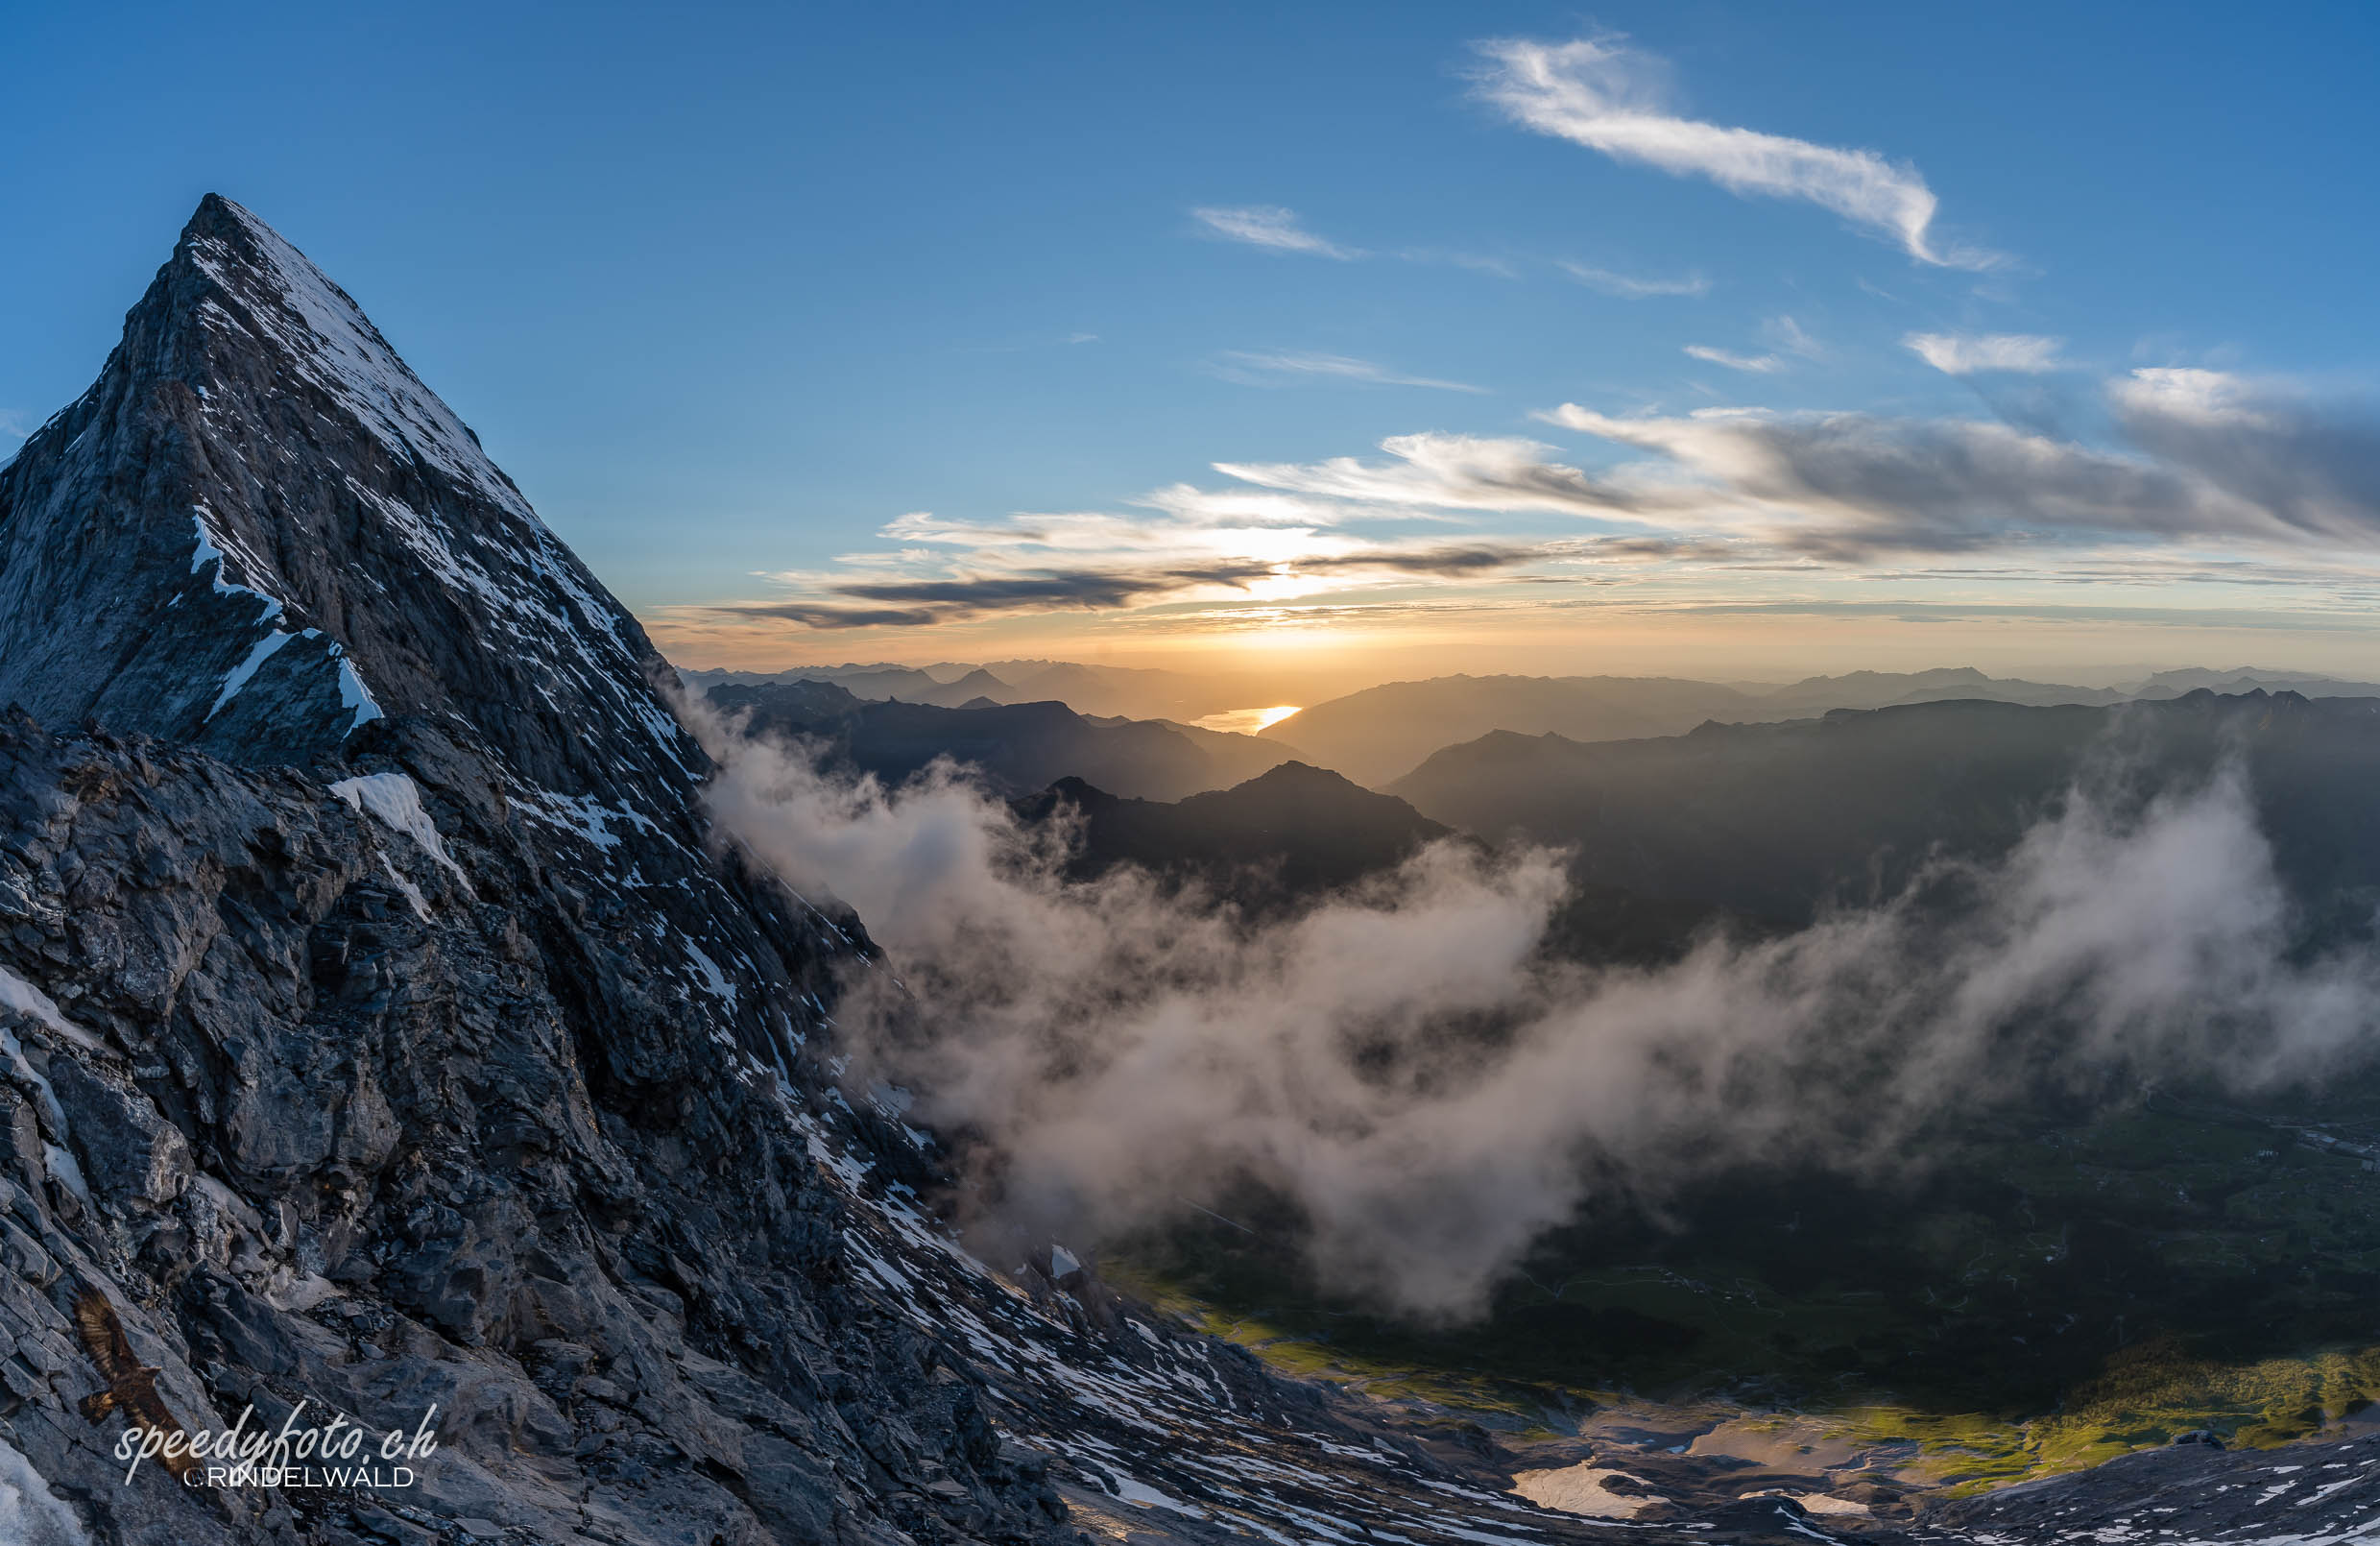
[1192,704,1306,736]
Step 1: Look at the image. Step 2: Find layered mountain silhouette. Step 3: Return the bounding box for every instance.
[708,677,1296,799]
[1258,666,2380,788]
[1012,762,1731,959]
[1260,668,2147,787]
[1018,761,1449,906]
[682,658,1269,721]
[1393,691,2380,928]
[1258,674,1765,785]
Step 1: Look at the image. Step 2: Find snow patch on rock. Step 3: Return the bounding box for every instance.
[332,648,383,734]
[205,630,296,720]
[329,773,469,886]
[188,200,545,531]
[0,965,100,1051]
[0,1437,89,1546]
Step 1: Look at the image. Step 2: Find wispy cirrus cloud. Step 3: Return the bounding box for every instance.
[1682,317,1821,375]
[1473,36,1998,269]
[1906,331,2066,375]
[1558,260,1710,298]
[2113,369,2380,542]
[702,438,1633,629]
[1190,205,1360,258]
[1684,344,1785,374]
[1214,431,1639,516]
[718,544,1551,628]
[1209,350,1488,394]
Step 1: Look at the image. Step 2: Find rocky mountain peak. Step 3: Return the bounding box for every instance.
[0,194,695,813]
[0,192,846,1148]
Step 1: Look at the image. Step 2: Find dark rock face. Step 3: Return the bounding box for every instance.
[1920,1430,2380,1541]
[0,718,1051,1543]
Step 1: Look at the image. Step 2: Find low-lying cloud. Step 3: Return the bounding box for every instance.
[708,734,2380,1320]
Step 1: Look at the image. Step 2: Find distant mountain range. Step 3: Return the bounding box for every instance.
[1017,761,1450,911]
[681,659,1290,721]
[1260,666,2380,786]
[1022,761,1735,962]
[1256,675,1763,786]
[707,678,1299,800]
[1391,689,2380,929]
[684,660,2380,790]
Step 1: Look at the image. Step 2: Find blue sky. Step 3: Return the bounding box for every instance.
[8,2,2380,680]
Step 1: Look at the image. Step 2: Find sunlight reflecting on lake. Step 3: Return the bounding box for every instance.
[1191,705,1303,736]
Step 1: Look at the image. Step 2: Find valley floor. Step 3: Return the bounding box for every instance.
[1091,1084,2380,1534]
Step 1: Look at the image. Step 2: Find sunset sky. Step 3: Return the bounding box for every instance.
[10,2,2380,684]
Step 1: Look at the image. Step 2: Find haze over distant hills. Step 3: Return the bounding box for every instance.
[706,677,1299,800]
[1391,689,2380,929]
[1021,761,1736,962]
[684,659,2380,790]
[679,659,1288,721]
[685,659,2380,789]
[1261,666,2380,786]
[1017,761,1451,912]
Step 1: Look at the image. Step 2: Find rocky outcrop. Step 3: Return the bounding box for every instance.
[0,715,1071,1544]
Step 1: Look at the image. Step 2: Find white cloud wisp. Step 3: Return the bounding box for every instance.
[1191,205,1360,259]
[1907,331,2067,375]
[1475,36,1996,269]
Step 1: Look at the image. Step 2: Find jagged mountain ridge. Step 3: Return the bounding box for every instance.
[0,196,688,800]
[1,195,856,1109]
